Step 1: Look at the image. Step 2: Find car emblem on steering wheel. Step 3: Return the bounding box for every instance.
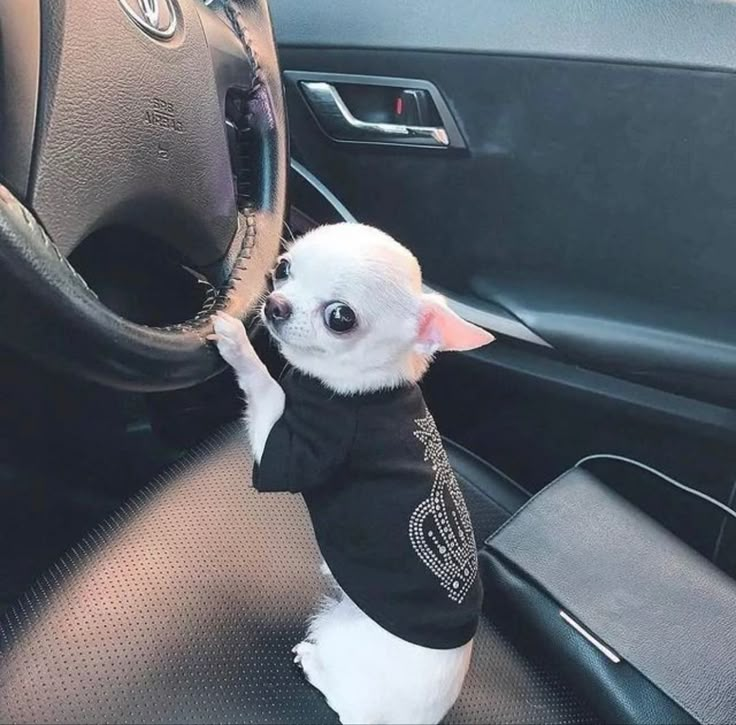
[118,0,178,40]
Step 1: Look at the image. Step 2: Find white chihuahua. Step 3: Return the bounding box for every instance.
[210,223,494,724]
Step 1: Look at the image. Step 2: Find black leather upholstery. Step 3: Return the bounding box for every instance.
[0,422,594,724]
[482,553,694,725]
[485,468,736,725]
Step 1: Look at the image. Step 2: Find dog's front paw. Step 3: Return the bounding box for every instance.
[207,311,254,368]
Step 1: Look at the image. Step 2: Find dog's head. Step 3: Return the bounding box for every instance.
[261,223,493,394]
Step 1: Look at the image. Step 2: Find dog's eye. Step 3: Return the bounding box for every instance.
[324,302,357,333]
[273,257,290,282]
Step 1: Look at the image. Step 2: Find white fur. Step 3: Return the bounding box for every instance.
[210,223,492,724]
[294,580,473,725]
[210,311,284,462]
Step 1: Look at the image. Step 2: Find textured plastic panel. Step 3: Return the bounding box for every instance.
[270,0,736,71]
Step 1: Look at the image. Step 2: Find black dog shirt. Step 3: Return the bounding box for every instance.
[254,371,482,649]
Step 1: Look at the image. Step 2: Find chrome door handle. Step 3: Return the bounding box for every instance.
[301,81,449,147]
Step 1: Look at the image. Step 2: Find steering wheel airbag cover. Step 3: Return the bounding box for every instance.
[30,0,236,263]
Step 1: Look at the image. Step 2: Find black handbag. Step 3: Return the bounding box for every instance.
[482,466,736,724]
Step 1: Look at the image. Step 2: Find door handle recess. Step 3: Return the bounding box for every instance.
[301,81,450,147]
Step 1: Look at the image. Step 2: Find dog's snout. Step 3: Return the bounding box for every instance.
[264,293,292,323]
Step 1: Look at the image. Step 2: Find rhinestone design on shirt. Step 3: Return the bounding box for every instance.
[409,411,478,604]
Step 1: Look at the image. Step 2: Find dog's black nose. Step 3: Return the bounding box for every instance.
[264,293,292,323]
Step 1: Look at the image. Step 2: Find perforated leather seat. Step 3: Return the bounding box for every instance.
[0,422,594,724]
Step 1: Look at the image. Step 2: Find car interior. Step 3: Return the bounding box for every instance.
[1,1,735,723]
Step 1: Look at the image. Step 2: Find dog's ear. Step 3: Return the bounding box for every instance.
[415,293,494,354]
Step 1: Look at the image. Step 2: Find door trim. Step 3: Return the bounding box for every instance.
[291,159,551,347]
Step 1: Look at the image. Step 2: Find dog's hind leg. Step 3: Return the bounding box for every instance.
[293,640,353,719]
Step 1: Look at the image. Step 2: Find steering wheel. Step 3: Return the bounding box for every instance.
[0,0,286,391]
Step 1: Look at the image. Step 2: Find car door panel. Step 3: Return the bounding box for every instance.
[270,0,736,573]
[280,46,736,404]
